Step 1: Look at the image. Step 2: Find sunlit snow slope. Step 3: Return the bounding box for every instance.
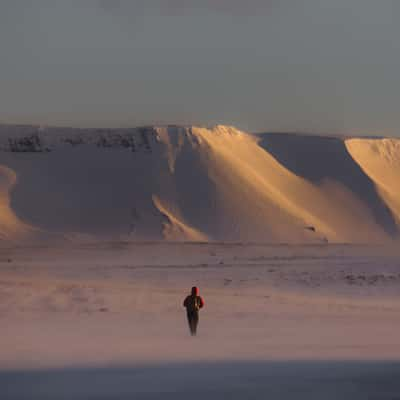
[0,124,398,243]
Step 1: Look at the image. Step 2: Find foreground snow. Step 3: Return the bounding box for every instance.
[1,241,400,398]
[1,242,400,368]
[3,361,400,400]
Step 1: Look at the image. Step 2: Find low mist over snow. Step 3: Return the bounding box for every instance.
[0,124,398,244]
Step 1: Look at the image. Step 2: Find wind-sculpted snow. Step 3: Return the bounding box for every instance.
[0,124,398,243]
[346,138,400,227]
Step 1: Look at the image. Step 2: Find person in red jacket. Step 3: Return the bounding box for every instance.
[183,286,204,336]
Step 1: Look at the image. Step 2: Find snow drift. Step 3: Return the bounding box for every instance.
[0,124,398,243]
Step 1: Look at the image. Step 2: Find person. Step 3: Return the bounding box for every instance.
[183,286,204,336]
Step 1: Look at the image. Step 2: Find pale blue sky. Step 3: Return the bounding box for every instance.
[1,0,399,135]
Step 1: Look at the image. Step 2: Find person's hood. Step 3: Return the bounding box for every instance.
[191,286,199,296]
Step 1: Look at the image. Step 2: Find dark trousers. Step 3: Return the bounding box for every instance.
[186,310,199,336]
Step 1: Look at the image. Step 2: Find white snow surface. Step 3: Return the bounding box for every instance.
[0,123,399,243]
[1,124,400,398]
[2,241,400,369]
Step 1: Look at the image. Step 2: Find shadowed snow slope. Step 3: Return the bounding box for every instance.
[0,124,398,243]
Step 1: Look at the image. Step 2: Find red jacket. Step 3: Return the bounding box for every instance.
[183,287,204,311]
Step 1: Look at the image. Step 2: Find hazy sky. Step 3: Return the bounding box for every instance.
[1,0,399,135]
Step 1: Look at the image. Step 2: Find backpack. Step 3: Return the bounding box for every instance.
[186,295,201,312]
